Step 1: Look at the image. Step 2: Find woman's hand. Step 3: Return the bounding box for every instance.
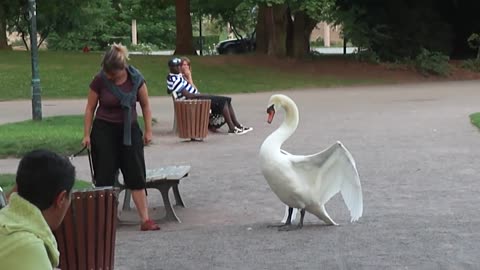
[82,136,91,148]
[183,68,191,78]
[144,130,153,145]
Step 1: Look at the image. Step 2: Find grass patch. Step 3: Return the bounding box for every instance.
[0,115,84,158]
[0,174,92,195]
[0,51,383,100]
[0,115,147,158]
[0,115,148,158]
[469,112,480,130]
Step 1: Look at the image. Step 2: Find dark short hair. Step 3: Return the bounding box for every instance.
[168,57,182,67]
[16,150,76,210]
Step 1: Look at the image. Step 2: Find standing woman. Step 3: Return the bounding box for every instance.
[82,43,160,231]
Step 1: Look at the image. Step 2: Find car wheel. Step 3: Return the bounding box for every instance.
[225,47,237,55]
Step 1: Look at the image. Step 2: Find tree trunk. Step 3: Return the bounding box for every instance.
[174,0,196,55]
[291,11,317,58]
[21,31,29,51]
[266,4,288,57]
[286,7,294,57]
[0,5,10,50]
[255,5,268,54]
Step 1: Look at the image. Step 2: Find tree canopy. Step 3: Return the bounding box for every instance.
[2,0,479,60]
[335,0,480,60]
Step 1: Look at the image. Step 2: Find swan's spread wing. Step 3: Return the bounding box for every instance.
[288,142,363,222]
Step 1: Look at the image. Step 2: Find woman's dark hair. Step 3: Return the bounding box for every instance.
[168,58,182,73]
[168,57,182,67]
[16,149,76,210]
[101,43,129,73]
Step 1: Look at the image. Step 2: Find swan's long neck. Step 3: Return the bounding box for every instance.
[265,100,299,150]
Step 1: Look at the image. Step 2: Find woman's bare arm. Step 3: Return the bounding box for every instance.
[82,90,99,147]
[138,83,153,145]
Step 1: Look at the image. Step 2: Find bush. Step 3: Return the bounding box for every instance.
[204,43,219,56]
[193,35,219,51]
[414,48,450,76]
[461,59,480,72]
[129,43,159,55]
[384,58,414,71]
[354,49,380,64]
[310,37,324,47]
[47,32,130,51]
[467,33,480,59]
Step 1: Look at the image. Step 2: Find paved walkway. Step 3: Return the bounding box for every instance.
[1,81,480,269]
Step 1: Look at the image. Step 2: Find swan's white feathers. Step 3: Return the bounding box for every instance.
[286,142,363,222]
[259,94,363,224]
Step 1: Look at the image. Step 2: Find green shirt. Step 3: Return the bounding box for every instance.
[0,193,59,270]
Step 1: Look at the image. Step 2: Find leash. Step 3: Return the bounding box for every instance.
[68,146,96,187]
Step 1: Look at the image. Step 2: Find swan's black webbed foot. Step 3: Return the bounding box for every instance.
[278,224,303,231]
[268,207,297,229]
[267,223,290,228]
[277,209,305,231]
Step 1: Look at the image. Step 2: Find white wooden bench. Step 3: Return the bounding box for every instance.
[116,165,191,223]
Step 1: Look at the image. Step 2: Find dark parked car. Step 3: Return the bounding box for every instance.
[216,36,256,55]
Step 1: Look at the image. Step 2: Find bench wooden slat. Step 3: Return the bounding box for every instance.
[174,99,210,140]
[53,188,118,270]
[146,165,191,181]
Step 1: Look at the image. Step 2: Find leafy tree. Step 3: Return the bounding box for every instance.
[194,0,256,39]
[117,0,176,49]
[255,0,334,57]
[334,0,480,60]
[47,0,176,51]
[288,0,335,57]
[5,0,105,50]
[47,0,119,51]
[0,0,22,49]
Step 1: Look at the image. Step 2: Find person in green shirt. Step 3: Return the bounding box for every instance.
[0,149,75,270]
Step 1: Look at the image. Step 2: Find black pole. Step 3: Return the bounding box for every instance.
[199,14,203,56]
[343,37,347,55]
[29,0,42,120]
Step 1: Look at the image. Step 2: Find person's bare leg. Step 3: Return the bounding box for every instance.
[228,103,242,128]
[222,105,236,131]
[131,189,149,222]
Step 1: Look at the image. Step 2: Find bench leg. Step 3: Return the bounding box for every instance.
[172,184,186,207]
[122,189,132,211]
[156,185,181,223]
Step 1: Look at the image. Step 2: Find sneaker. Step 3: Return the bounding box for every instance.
[140,219,161,231]
[239,126,253,132]
[228,127,248,135]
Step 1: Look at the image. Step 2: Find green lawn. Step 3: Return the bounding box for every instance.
[469,112,480,129]
[0,115,84,158]
[0,115,149,158]
[0,51,383,100]
[0,174,92,195]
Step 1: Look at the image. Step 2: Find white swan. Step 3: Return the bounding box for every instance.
[259,94,363,230]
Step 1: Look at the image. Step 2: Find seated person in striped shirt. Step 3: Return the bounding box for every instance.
[167,57,252,135]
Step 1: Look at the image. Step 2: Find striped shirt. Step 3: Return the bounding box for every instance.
[166,73,198,99]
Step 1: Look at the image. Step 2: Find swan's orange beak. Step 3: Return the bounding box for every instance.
[267,105,275,124]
